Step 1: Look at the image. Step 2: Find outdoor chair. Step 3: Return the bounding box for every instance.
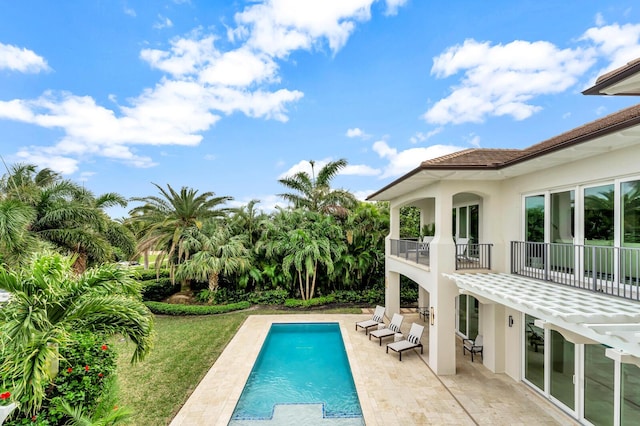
[407,236,433,255]
[386,323,424,361]
[527,323,544,352]
[456,237,470,260]
[462,334,483,362]
[369,313,404,346]
[355,305,385,335]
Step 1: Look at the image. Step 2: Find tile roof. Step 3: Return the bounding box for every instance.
[583,58,640,95]
[418,102,640,169]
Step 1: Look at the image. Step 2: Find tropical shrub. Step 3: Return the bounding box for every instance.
[247,289,289,305]
[4,332,120,425]
[140,278,179,301]
[144,301,250,315]
[134,268,170,281]
[0,252,154,415]
[284,295,336,308]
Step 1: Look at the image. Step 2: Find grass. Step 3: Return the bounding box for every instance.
[114,307,361,426]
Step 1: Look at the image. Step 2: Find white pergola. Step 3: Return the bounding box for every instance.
[443,272,640,362]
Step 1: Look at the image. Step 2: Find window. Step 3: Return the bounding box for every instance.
[621,180,640,246]
[551,191,574,243]
[584,184,614,244]
[525,195,545,242]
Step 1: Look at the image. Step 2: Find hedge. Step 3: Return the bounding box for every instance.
[144,301,251,315]
[140,278,179,302]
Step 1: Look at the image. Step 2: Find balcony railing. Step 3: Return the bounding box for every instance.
[390,239,431,266]
[455,243,493,270]
[389,239,493,270]
[511,241,640,301]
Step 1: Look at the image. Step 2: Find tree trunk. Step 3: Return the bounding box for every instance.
[143,250,149,270]
[180,279,190,293]
[309,261,318,300]
[298,270,305,300]
[208,272,220,292]
[305,270,310,301]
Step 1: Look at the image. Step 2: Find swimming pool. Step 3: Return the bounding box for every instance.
[229,322,364,423]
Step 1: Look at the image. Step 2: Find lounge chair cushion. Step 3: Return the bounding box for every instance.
[408,334,419,344]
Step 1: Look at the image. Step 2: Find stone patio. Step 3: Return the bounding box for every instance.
[170,310,579,426]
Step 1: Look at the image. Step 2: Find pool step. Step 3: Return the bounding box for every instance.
[228,403,365,426]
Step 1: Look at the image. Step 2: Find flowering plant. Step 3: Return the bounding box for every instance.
[0,391,12,406]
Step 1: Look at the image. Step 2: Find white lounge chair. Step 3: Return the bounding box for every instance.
[355,305,385,335]
[386,323,424,361]
[368,313,404,346]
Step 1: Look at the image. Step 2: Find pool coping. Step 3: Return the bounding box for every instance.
[169,313,577,425]
[169,315,374,425]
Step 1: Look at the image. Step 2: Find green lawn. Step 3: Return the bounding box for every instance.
[114,308,361,426]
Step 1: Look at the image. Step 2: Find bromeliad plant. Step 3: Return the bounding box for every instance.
[0,251,155,416]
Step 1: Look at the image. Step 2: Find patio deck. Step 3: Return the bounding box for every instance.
[170,310,578,425]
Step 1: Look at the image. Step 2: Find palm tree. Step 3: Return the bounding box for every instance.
[175,221,251,293]
[259,210,345,300]
[0,199,38,268]
[0,251,154,415]
[278,159,357,217]
[129,183,233,291]
[1,162,135,272]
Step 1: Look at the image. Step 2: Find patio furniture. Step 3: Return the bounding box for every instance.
[527,323,544,352]
[386,323,424,361]
[408,236,433,255]
[416,306,429,321]
[369,313,404,346]
[462,334,483,362]
[355,305,385,335]
[456,237,470,260]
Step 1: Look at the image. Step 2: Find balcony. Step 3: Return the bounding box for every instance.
[390,239,431,266]
[511,241,640,301]
[389,239,493,270]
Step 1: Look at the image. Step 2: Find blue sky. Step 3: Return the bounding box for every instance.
[1,0,640,218]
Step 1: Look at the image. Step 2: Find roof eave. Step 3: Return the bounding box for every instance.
[583,62,640,96]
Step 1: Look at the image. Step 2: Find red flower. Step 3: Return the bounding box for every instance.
[84,365,90,372]
[98,373,104,378]
[0,391,10,400]
[31,415,37,422]
[101,344,108,351]
[67,367,73,373]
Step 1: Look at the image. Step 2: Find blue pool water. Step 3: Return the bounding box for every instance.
[230,323,363,421]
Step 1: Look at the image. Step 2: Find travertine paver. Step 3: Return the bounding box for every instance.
[170,311,578,426]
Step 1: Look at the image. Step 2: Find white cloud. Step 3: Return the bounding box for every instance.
[154,15,174,30]
[278,158,377,179]
[342,164,380,176]
[372,140,464,178]
[409,127,443,144]
[200,48,279,87]
[581,22,640,76]
[124,6,136,17]
[0,42,50,73]
[233,0,377,57]
[352,189,374,201]
[141,34,218,77]
[0,1,398,174]
[466,133,481,148]
[384,0,408,16]
[423,39,595,125]
[279,158,330,179]
[228,194,285,213]
[595,13,605,27]
[346,127,370,139]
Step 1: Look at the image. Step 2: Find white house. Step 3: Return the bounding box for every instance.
[367,59,640,426]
